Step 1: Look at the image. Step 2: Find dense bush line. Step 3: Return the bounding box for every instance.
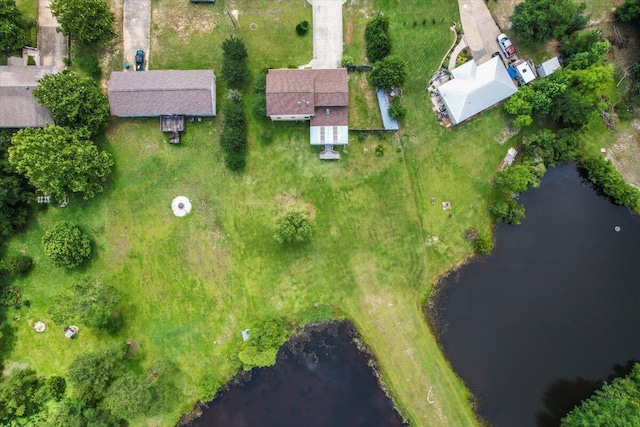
[581,157,640,208]
[364,15,391,63]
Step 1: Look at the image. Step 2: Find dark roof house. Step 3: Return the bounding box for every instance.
[0,62,57,128]
[266,68,349,152]
[108,70,216,117]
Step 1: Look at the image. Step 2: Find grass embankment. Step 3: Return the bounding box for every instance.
[4,0,519,425]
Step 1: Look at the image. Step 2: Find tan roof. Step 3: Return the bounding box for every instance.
[108,70,216,117]
[266,68,348,116]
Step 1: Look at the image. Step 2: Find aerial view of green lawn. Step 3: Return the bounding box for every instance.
[2,0,629,425]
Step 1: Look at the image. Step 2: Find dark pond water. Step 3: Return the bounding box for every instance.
[433,164,640,427]
[188,321,405,427]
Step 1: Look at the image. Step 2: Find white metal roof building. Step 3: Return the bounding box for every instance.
[537,57,561,78]
[512,59,536,85]
[437,57,517,125]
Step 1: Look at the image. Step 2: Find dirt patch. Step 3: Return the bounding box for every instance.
[274,193,317,219]
[152,1,216,42]
[606,120,640,189]
[494,125,520,145]
[346,20,353,44]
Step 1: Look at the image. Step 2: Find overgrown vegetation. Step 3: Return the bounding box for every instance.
[238,318,290,369]
[0,130,32,241]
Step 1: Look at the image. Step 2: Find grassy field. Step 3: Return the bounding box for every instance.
[3,0,600,425]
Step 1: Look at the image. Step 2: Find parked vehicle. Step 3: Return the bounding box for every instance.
[135,50,145,71]
[497,34,516,58]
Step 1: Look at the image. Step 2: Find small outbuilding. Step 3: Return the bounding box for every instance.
[537,57,561,78]
[510,59,536,86]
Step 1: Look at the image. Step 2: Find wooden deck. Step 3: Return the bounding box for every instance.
[160,115,185,144]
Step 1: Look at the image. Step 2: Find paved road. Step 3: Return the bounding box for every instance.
[458,0,502,64]
[38,0,67,70]
[123,0,151,70]
[307,0,346,69]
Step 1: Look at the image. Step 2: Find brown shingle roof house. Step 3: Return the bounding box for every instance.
[108,70,216,117]
[0,63,57,128]
[266,68,349,151]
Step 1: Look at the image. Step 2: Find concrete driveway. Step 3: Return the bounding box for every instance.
[307,0,346,69]
[458,0,502,64]
[123,0,151,70]
[38,0,67,70]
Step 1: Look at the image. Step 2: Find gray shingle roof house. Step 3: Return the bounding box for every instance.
[107,70,216,117]
[0,62,57,128]
[266,68,349,147]
[437,57,517,125]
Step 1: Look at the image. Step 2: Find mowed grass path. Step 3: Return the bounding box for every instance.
[4,0,516,425]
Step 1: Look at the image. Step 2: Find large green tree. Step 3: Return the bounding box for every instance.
[0,369,43,423]
[48,277,122,331]
[0,130,32,239]
[370,55,408,90]
[50,0,115,46]
[41,221,92,268]
[33,71,110,137]
[0,0,33,53]
[494,164,542,194]
[9,125,113,199]
[67,345,126,405]
[511,0,588,42]
[273,206,312,244]
[562,363,640,426]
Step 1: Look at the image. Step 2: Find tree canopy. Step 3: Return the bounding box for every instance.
[562,363,640,426]
[221,36,249,89]
[273,206,312,244]
[616,0,640,22]
[370,55,407,90]
[0,0,33,53]
[67,345,126,405]
[0,130,32,240]
[50,0,115,46]
[41,221,92,268]
[32,71,110,137]
[0,369,43,423]
[365,15,392,63]
[48,277,122,331]
[511,0,588,42]
[494,164,542,194]
[9,125,113,199]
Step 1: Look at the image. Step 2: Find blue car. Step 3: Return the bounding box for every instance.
[135,50,145,71]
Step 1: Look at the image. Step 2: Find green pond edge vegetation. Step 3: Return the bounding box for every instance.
[1,0,639,425]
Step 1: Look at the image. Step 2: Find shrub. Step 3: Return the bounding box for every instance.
[221,36,249,89]
[375,144,385,156]
[295,20,310,36]
[273,207,312,244]
[474,231,494,254]
[388,96,407,121]
[365,16,392,62]
[0,255,33,277]
[341,55,355,67]
[41,221,91,268]
[238,317,289,369]
[491,198,526,225]
[252,94,267,120]
[370,56,408,90]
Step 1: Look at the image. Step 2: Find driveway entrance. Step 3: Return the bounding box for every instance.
[307,0,346,69]
[123,0,151,70]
